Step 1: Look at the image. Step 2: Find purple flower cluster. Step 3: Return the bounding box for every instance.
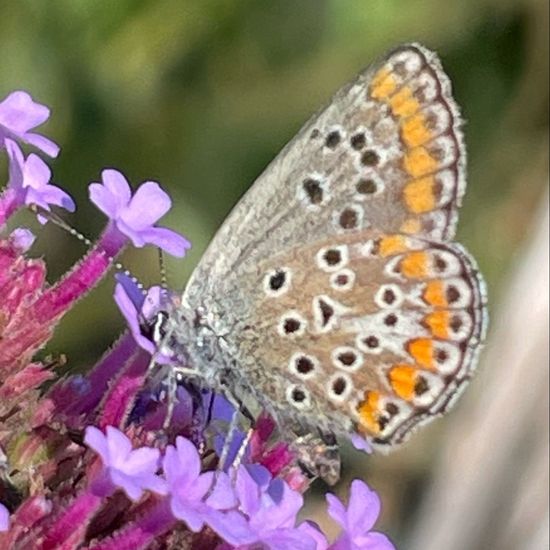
[0,89,395,549]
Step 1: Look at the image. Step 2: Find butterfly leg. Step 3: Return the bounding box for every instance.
[163,364,202,429]
[293,429,341,486]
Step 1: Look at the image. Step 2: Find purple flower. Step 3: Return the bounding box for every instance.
[9,227,35,253]
[0,91,60,157]
[84,426,166,501]
[89,169,191,257]
[5,139,75,222]
[113,274,174,364]
[327,480,395,550]
[351,434,373,454]
[163,436,220,531]
[230,464,317,550]
[0,502,9,532]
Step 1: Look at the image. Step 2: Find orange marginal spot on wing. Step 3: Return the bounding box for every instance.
[370,69,397,100]
[424,280,448,307]
[357,390,381,434]
[401,251,429,278]
[379,235,408,257]
[389,86,420,118]
[403,147,439,178]
[389,364,418,401]
[401,113,433,148]
[400,218,422,234]
[403,176,436,213]
[407,338,434,369]
[424,310,450,339]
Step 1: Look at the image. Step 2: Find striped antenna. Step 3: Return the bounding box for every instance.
[29,204,145,293]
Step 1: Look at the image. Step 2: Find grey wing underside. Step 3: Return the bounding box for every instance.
[183,43,466,310]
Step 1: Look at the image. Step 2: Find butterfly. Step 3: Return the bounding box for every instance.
[161,43,488,484]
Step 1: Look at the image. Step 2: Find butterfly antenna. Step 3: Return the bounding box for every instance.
[29,204,145,293]
[157,248,169,291]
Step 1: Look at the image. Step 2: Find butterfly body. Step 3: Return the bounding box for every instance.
[167,43,487,474]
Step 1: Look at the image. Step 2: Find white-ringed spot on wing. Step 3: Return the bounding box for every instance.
[263,267,292,297]
[354,176,385,201]
[297,173,329,208]
[312,295,348,333]
[324,126,345,150]
[326,373,353,402]
[316,245,349,272]
[446,311,473,341]
[286,384,312,410]
[288,352,319,380]
[356,333,383,354]
[330,269,355,292]
[374,284,404,309]
[277,310,308,338]
[432,341,461,375]
[333,204,364,232]
[332,346,364,372]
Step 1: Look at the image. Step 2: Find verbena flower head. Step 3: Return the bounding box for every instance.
[0,90,396,550]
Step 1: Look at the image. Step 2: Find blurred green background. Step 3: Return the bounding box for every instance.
[1,0,548,547]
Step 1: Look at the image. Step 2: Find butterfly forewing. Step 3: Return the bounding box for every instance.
[185,43,466,307]
[180,43,486,454]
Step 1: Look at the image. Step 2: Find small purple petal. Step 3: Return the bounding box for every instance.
[0,91,60,157]
[129,226,191,257]
[0,91,49,132]
[351,434,373,454]
[9,227,35,252]
[84,426,110,464]
[298,521,329,550]
[4,142,74,219]
[205,472,238,510]
[113,282,155,355]
[0,502,9,532]
[105,426,133,462]
[346,480,381,536]
[121,181,171,229]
